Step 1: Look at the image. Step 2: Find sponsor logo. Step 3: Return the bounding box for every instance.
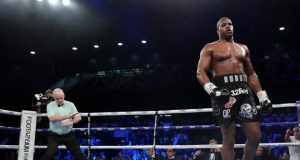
[224,97,236,108]
[24,116,32,160]
[223,109,231,119]
[231,88,249,96]
[239,104,253,119]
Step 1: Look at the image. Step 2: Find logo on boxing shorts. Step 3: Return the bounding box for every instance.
[239,103,254,119]
[231,88,249,96]
[224,97,236,108]
[213,106,220,116]
[223,109,231,119]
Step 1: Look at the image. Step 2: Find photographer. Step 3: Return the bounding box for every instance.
[32,89,54,123]
[32,89,54,159]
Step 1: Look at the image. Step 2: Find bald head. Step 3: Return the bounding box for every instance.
[53,88,64,95]
[53,88,65,105]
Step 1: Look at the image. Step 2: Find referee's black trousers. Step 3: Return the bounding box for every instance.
[42,131,86,160]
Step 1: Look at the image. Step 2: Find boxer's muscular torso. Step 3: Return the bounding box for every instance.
[207,40,248,77]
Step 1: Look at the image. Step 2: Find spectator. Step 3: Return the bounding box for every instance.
[166,148,181,160]
[192,149,202,160]
[147,148,164,160]
[284,126,300,160]
[278,152,289,160]
[253,147,268,160]
[194,139,222,160]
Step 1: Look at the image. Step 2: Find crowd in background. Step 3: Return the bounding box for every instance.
[68,49,300,95]
[53,49,300,111]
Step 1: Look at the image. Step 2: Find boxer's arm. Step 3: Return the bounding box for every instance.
[197,45,230,100]
[243,45,272,113]
[197,44,212,87]
[242,45,263,93]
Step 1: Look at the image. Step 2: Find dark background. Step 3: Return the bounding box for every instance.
[0,0,299,112]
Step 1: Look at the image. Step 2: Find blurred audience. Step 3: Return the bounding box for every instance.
[147,148,164,160]
[192,139,222,160]
[284,126,300,160]
[166,148,181,160]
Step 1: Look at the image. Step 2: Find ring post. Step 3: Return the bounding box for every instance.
[297,100,300,127]
[18,110,37,160]
[152,111,158,158]
[87,113,91,159]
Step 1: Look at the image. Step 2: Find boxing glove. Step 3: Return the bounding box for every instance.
[257,90,272,114]
[204,82,230,104]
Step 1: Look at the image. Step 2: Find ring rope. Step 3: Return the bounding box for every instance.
[69,122,300,131]
[1,142,300,150]
[0,109,22,116]
[0,103,296,117]
[0,125,20,130]
[0,122,298,131]
[89,103,296,116]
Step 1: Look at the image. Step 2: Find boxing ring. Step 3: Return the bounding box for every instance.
[0,102,300,159]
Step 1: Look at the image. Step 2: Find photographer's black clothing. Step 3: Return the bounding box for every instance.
[34,95,54,158]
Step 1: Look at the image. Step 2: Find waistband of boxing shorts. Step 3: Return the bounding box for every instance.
[212,74,247,86]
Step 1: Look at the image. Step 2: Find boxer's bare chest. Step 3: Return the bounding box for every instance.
[212,43,246,62]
